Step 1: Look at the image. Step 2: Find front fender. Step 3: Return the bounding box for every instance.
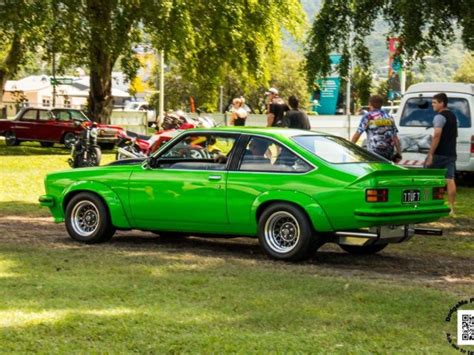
[251,190,334,232]
[63,180,131,229]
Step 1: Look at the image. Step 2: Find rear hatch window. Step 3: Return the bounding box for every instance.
[399,97,471,128]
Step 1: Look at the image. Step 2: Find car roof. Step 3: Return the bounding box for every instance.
[406,82,474,96]
[186,126,328,138]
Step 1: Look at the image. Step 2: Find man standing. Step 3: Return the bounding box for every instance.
[286,95,311,130]
[425,93,458,215]
[266,87,289,127]
[351,94,402,160]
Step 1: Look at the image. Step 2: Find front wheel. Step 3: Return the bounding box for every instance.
[65,192,115,243]
[258,203,321,261]
[63,132,77,149]
[339,243,388,255]
[5,131,19,146]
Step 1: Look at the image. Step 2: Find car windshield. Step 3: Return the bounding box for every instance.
[292,135,386,164]
[399,97,471,128]
[52,109,89,122]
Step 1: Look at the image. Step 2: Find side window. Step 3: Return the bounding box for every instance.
[38,110,51,121]
[53,110,72,121]
[240,137,311,173]
[156,134,237,170]
[21,109,37,121]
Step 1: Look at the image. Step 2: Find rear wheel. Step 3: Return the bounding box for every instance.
[339,243,388,255]
[40,142,54,148]
[65,192,115,243]
[63,132,77,149]
[258,203,321,261]
[5,131,19,146]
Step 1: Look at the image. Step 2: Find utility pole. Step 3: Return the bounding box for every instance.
[346,31,352,139]
[159,50,165,121]
[52,52,56,107]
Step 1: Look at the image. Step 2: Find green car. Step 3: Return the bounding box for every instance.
[40,127,449,261]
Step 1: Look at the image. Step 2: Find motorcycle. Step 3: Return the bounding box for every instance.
[115,111,201,160]
[68,122,102,168]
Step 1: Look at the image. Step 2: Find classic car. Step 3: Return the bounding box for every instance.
[0,107,122,149]
[39,127,449,261]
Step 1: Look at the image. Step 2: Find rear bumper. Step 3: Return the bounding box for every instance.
[352,205,450,225]
[333,225,443,246]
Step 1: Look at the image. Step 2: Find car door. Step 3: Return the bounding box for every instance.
[35,109,56,141]
[128,132,239,231]
[14,109,39,140]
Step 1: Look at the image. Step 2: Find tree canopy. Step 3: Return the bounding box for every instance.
[1,0,306,122]
[304,0,474,87]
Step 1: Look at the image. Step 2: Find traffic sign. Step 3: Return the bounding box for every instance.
[50,77,74,85]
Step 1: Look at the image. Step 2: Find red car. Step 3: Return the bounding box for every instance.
[0,107,122,149]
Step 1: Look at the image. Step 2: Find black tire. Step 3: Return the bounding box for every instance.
[88,147,102,166]
[5,131,19,146]
[63,132,77,149]
[65,192,116,243]
[40,142,54,148]
[258,203,320,261]
[339,243,388,255]
[99,143,115,150]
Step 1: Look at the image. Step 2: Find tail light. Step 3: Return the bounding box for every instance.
[433,186,446,200]
[471,135,474,154]
[366,189,388,202]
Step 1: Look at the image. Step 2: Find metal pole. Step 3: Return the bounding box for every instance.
[219,85,226,126]
[52,52,56,107]
[400,68,406,96]
[346,32,352,139]
[159,50,165,121]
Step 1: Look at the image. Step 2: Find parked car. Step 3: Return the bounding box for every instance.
[0,107,122,149]
[395,82,473,175]
[122,101,156,126]
[40,127,448,261]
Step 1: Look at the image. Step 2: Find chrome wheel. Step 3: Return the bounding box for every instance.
[264,211,300,253]
[71,200,100,237]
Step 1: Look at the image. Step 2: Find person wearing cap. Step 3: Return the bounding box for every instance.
[266,87,289,127]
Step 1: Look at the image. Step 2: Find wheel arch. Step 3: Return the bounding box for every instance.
[253,191,334,232]
[62,181,131,229]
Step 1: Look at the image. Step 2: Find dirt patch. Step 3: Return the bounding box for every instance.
[0,216,472,292]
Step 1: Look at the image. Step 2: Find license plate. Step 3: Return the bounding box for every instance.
[402,190,420,203]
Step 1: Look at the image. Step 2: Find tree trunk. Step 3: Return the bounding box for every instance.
[88,55,113,124]
[0,34,24,107]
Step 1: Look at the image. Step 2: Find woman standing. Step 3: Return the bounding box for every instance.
[231,97,248,126]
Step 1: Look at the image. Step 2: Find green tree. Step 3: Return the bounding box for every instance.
[304,0,474,86]
[453,53,474,83]
[53,0,305,122]
[0,0,51,105]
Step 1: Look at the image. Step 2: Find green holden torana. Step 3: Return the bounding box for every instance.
[40,127,450,261]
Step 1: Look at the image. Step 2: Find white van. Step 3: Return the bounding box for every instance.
[396,82,473,174]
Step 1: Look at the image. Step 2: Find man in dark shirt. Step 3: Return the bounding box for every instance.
[426,92,458,215]
[266,87,289,127]
[286,95,311,130]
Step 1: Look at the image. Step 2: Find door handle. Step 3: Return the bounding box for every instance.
[208,175,222,181]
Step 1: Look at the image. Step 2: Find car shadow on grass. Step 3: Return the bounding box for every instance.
[0,141,116,156]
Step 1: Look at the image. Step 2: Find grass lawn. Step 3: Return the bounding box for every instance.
[0,141,472,353]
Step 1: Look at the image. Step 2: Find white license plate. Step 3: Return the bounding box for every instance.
[402,190,420,203]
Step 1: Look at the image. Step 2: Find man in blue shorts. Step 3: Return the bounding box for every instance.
[425,93,458,215]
